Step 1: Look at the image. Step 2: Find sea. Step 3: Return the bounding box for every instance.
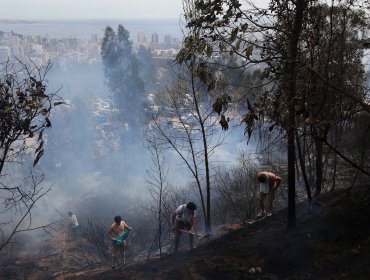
[0,18,184,41]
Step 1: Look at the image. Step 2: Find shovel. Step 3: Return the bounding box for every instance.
[177,229,210,239]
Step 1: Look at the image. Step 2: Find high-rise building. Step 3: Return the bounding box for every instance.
[151,33,159,44]
[137,31,147,45]
[164,34,172,47]
[68,37,79,51]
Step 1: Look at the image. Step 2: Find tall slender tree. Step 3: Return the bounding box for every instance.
[101,25,144,130]
[147,62,228,234]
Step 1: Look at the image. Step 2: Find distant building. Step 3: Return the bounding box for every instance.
[0,46,11,62]
[164,34,171,47]
[26,43,43,54]
[151,33,158,44]
[62,37,79,52]
[137,31,147,46]
[90,34,98,43]
[12,45,25,59]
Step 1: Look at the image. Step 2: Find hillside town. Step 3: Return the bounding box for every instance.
[0,29,181,66]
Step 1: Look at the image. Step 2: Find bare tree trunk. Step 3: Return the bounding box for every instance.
[295,130,312,202]
[286,0,307,230]
[331,153,337,191]
[146,138,167,259]
[314,137,324,197]
[287,107,296,230]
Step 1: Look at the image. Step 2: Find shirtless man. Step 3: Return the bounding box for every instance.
[256,171,282,217]
[107,215,132,270]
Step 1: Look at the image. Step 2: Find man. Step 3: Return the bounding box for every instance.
[67,212,79,240]
[256,171,282,217]
[171,202,197,252]
[107,216,132,270]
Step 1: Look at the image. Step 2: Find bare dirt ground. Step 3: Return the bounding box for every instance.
[2,185,370,280]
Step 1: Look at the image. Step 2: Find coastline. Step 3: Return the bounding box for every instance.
[0,18,183,39]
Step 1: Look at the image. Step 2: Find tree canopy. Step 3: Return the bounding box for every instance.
[101,24,145,129]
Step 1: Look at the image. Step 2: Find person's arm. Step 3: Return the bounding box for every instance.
[273,176,282,190]
[171,211,176,228]
[107,225,115,241]
[190,217,197,232]
[123,221,132,231]
[256,173,261,184]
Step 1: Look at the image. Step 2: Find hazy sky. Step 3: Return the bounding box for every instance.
[0,0,184,20]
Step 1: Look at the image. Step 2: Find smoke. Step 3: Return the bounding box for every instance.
[2,47,261,259]
[41,55,188,202]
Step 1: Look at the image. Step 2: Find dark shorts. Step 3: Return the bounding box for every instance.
[176,220,192,231]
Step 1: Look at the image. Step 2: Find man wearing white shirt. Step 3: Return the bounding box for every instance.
[67,212,80,240]
[171,202,197,252]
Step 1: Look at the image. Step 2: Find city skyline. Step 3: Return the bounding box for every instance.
[0,25,182,67]
[0,0,184,20]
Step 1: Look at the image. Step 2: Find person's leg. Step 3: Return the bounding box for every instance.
[75,225,80,239]
[267,190,276,215]
[119,244,126,267]
[67,226,73,241]
[111,245,117,268]
[258,192,267,216]
[187,225,194,249]
[174,220,183,252]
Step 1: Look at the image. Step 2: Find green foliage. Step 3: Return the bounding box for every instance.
[219,114,229,130]
[240,98,264,141]
[179,0,369,138]
[212,94,231,115]
[101,24,144,111]
[0,60,63,169]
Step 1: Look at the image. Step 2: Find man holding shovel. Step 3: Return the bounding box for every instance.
[171,202,197,252]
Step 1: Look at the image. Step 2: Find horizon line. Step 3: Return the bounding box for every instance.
[0,17,182,22]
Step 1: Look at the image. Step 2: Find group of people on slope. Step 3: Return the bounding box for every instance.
[106,201,197,270]
[68,170,281,270]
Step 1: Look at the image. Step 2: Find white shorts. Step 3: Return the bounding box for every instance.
[259,182,269,194]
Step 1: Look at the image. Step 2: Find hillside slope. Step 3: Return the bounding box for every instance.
[65,185,370,280]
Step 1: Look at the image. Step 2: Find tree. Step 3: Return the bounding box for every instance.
[136,46,157,91]
[145,135,170,259]
[264,0,307,229]
[298,3,368,197]
[0,59,63,250]
[147,61,228,234]
[101,25,145,130]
